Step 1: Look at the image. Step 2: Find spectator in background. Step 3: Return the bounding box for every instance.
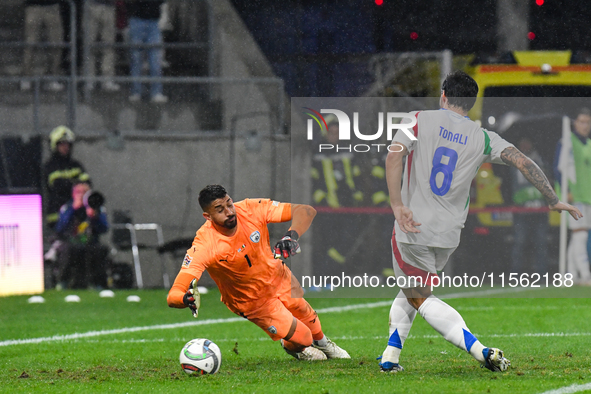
[114,0,128,70]
[59,0,83,74]
[21,0,64,92]
[158,1,172,69]
[54,180,109,289]
[84,0,121,91]
[116,0,128,32]
[126,0,168,103]
[165,0,200,41]
[554,108,591,284]
[43,126,90,228]
[511,137,548,274]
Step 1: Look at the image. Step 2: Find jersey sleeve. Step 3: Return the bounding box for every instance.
[483,129,514,165]
[249,198,291,223]
[180,238,212,281]
[167,237,213,308]
[391,111,419,153]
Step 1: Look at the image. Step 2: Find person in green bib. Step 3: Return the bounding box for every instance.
[554,107,591,284]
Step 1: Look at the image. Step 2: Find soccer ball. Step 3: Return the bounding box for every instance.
[179,338,222,375]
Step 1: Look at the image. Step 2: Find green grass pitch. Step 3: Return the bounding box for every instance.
[1,288,591,393]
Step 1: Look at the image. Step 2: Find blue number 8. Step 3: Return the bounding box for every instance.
[429,147,458,196]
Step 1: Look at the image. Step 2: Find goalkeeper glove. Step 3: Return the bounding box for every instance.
[183,278,201,318]
[274,230,301,259]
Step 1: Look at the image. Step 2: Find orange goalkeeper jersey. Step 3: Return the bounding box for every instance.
[174,198,292,314]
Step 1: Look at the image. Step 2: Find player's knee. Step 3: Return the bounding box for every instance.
[406,297,425,310]
[403,286,432,309]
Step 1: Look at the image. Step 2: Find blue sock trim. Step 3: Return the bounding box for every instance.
[482,347,490,360]
[463,328,478,352]
[387,329,403,349]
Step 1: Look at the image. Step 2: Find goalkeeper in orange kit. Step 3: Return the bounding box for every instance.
[167,184,350,361]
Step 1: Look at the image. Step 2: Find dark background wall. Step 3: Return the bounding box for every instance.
[231,0,591,97]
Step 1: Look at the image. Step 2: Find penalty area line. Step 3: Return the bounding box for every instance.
[0,286,525,347]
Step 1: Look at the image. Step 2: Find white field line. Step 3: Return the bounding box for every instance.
[63,331,591,345]
[538,383,591,394]
[0,286,550,347]
[0,317,243,347]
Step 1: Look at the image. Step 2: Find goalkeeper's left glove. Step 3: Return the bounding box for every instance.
[274,230,301,259]
[183,278,201,318]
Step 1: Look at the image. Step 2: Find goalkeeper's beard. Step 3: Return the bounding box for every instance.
[223,215,237,229]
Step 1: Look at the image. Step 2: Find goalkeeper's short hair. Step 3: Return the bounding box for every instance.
[198,184,228,211]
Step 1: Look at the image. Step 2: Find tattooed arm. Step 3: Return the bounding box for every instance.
[500,146,582,219]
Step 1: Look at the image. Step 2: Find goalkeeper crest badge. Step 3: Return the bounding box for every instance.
[250,231,261,243]
[267,326,277,334]
[182,254,193,268]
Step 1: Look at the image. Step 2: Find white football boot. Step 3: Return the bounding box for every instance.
[482,348,511,372]
[281,340,327,361]
[313,338,351,359]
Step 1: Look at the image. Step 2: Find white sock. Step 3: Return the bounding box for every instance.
[313,335,327,347]
[568,231,591,280]
[418,295,485,362]
[470,340,486,363]
[382,290,417,364]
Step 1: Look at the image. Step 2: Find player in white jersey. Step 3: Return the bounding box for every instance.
[378,71,582,373]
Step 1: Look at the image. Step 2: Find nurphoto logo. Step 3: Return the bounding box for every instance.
[303,108,417,153]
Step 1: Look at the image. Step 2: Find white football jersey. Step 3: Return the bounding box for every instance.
[392,109,513,248]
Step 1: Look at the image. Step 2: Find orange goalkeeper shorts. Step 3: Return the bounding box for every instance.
[243,279,315,341]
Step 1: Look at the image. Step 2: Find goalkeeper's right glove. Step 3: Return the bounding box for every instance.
[274,230,301,259]
[183,278,201,318]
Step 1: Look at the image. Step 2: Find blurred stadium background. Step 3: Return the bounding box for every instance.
[1,0,591,292]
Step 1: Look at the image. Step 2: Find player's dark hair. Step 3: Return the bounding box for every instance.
[72,178,92,188]
[198,184,228,211]
[578,107,591,117]
[441,70,479,112]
